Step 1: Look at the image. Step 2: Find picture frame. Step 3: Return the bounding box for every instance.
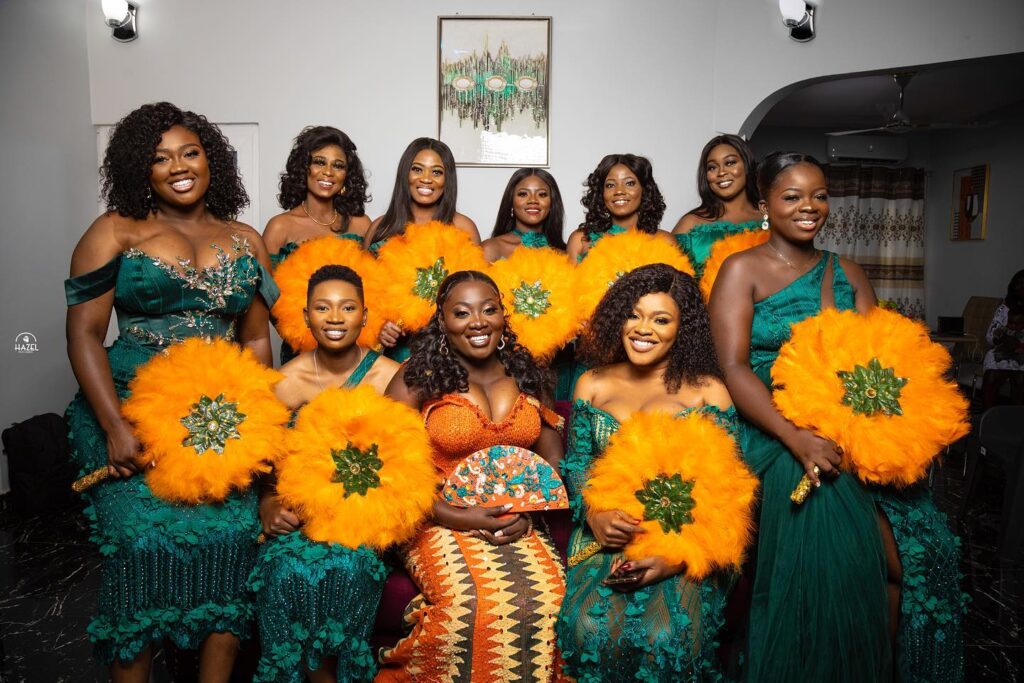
[949,164,989,241]
[437,16,551,167]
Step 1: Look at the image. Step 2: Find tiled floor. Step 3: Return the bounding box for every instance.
[1,439,1021,682]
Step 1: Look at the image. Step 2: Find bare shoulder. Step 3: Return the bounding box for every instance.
[363,215,384,246]
[565,228,587,261]
[452,212,481,243]
[671,213,701,235]
[698,377,734,410]
[369,354,401,389]
[347,214,372,237]
[837,254,868,280]
[653,229,677,245]
[70,213,133,275]
[572,367,601,402]
[232,221,270,259]
[481,237,503,263]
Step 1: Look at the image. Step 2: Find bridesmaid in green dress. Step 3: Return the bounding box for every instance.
[565,154,677,264]
[365,138,479,361]
[557,264,736,682]
[672,134,763,279]
[64,102,278,682]
[711,152,964,682]
[482,168,566,262]
[251,265,400,683]
[262,126,371,364]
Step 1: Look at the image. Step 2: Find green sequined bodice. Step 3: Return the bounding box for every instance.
[674,219,761,279]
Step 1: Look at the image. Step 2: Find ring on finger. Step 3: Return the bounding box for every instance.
[812,465,821,476]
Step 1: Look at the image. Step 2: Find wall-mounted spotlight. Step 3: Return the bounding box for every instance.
[779,0,815,42]
[101,0,137,42]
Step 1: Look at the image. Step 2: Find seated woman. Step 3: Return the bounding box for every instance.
[672,134,763,279]
[262,126,372,364]
[556,264,736,682]
[482,167,566,261]
[252,265,399,683]
[365,137,479,360]
[376,271,566,682]
[565,153,675,263]
[982,268,1024,408]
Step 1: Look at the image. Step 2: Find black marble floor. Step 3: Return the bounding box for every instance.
[1,437,1021,681]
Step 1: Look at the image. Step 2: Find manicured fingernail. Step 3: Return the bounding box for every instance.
[494,530,504,538]
[621,563,632,571]
[503,504,513,511]
[814,481,821,488]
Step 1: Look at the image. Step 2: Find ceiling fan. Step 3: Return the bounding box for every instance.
[829,72,926,136]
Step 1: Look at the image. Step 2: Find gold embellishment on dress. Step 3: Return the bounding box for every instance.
[568,540,602,568]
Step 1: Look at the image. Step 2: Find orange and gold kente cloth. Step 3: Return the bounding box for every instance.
[375,394,566,683]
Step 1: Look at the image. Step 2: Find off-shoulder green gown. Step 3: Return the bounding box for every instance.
[674,219,761,280]
[556,399,735,682]
[63,237,278,664]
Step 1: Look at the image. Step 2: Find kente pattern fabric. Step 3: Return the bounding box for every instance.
[63,237,278,664]
[375,393,566,682]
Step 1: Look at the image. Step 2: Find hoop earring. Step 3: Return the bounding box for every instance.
[497,335,507,351]
[438,334,450,357]
[761,212,770,231]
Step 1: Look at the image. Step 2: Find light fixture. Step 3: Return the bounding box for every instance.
[101,0,137,42]
[779,0,815,42]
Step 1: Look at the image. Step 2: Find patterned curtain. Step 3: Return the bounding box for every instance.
[820,165,927,318]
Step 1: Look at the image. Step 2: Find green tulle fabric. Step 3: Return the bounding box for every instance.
[64,243,276,664]
[250,349,386,683]
[740,251,964,682]
[270,233,364,365]
[673,220,762,280]
[556,399,736,682]
[511,227,550,249]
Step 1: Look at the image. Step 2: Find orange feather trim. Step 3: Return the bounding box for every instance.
[274,385,437,550]
[700,229,770,301]
[575,231,694,323]
[487,246,581,362]
[270,236,378,351]
[366,222,487,335]
[583,411,757,579]
[773,307,971,486]
[121,337,288,504]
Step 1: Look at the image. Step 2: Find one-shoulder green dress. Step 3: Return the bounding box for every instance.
[741,251,966,682]
[674,219,761,281]
[63,237,279,664]
[556,399,734,683]
[271,232,364,366]
[250,349,387,683]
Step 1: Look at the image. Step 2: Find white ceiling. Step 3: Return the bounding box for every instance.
[758,52,1024,130]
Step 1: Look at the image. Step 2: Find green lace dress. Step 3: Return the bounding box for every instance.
[270,232,364,366]
[63,237,279,664]
[250,350,387,683]
[556,399,734,683]
[674,220,761,280]
[740,251,965,682]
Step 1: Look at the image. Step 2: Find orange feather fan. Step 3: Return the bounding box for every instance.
[270,236,377,351]
[274,385,437,550]
[700,229,770,301]
[366,222,487,335]
[583,411,757,579]
[772,307,970,486]
[487,246,581,362]
[121,337,288,503]
[575,231,694,323]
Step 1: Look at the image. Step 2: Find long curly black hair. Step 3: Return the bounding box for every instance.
[404,271,550,401]
[579,263,723,392]
[687,134,760,221]
[490,168,567,249]
[277,126,369,233]
[579,153,665,236]
[100,101,248,220]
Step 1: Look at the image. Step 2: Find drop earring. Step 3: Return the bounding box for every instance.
[761,212,770,231]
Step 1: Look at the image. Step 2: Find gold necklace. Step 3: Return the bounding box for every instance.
[767,240,818,270]
[302,201,338,227]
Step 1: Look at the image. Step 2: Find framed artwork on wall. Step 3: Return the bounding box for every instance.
[949,164,989,240]
[437,16,551,167]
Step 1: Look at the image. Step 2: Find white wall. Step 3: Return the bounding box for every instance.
[0,0,97,489]
[924,119,1024,325]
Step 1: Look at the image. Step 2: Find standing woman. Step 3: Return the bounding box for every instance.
[672,134,762,279]
[482,168,566,261]
[253,265,400,683]
[366,137,479,354]
[64,102,277,682]
[376,271,566,682]
[556,264,736,682]
[263,126,371,365]
[711,152,964,682]
[565,153,674,263]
